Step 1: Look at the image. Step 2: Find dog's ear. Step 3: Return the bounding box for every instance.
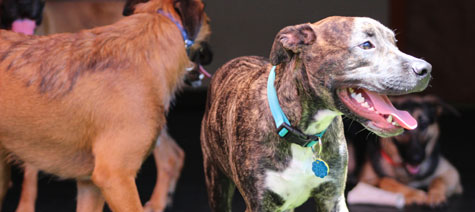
[423,95,460,117]
[174,0,204,41]
[270,24,316,66]
[123,0,149,16]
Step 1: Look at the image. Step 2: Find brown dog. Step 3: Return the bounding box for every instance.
[359,95,463,206]
[0,0,209,211]
[2,1,211,211]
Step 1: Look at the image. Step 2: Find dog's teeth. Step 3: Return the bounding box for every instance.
[361,102,369,108]
[392,121,400,126]
[356,94,364,103]
[368,106,375,111]
[386,115,393,123]
[349,88,355,93]
[351,92,365,103]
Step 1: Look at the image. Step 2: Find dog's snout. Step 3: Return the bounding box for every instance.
[411,60,432,77]
[408,152,425,165]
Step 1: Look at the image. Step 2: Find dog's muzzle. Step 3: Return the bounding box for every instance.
[410,59,432,92]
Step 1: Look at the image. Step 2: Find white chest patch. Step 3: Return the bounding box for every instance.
[304,109,341,135]
[264,144,331,210]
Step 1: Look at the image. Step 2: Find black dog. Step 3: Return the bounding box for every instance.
[0,0,44,34]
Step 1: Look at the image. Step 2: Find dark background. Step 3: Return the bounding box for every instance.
[2,0,475,211]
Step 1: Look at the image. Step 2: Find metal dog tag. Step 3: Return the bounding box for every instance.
[310,138,329,178]
[312,159,329,178]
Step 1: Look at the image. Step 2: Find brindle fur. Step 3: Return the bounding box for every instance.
[201,16,431,212]
[359,95,463,206]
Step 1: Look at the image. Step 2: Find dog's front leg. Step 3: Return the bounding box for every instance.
[315,194,349,212]
[16,164,38,212]
[427,177,447,206]
[378,177,427,205]
[76,180,105,212]
[427,158,463,206]
[0,152,10,210]
[91,130,156,212]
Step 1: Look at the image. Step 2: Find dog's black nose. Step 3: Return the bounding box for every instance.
[411,60,432,77]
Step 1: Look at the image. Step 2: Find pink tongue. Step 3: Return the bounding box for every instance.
[364,90,418,130]
[406,164,420,175]
[12,19,36,35]
[199,65,212,78]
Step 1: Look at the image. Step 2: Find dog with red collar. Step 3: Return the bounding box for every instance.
[359,95,463,207]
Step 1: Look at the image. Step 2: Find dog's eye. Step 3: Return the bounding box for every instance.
[359,41,374,50]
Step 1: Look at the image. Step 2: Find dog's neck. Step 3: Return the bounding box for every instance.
[273,59,340,136]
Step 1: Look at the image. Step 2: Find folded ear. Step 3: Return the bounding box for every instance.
[269,24,316,66]
[122,0,149,16]
[423,95,460,117]
[173,0,204,40]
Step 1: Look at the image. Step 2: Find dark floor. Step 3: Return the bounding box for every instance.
[2,90,475,212]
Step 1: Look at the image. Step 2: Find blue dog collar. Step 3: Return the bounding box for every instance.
[157,9,194,48]
[267,65,331,178]
[267,66,327,147]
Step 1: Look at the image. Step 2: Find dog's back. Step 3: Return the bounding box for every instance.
[204,56,268,112]
[202,56,272,157]
[0,13,189,178]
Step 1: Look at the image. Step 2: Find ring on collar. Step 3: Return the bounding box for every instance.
[310,137,323,156]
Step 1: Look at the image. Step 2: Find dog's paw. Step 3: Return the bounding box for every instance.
[427,189,447,207]
[144,201,166,212]
[404,189,428,205]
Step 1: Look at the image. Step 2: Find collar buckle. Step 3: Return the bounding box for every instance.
[276,123,320,147]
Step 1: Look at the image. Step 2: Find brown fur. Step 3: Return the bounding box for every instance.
[0,0,209,211]
[8,1,201,211]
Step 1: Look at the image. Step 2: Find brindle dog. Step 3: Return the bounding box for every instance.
[201,16,431,211]
[359,95,463,206]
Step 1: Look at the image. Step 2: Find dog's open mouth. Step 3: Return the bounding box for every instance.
[338,88,417,136]
[405,164,421,175]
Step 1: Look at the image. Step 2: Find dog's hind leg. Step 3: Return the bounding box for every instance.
[91,127,158,212]
[15,164,38,212]
[203,157,235,212]
[0,153,11,210]
[76,180,105,212]
[145,131,185,212]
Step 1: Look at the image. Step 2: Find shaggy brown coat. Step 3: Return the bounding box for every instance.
[0,0,209,211]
